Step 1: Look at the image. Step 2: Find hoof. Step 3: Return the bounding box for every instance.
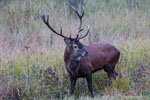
[91,94,94,98]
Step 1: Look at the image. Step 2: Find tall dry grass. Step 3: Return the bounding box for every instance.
[0,0,150,99]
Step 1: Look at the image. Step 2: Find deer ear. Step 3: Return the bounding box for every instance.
[64,38,71,47]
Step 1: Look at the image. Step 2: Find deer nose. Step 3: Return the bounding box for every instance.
[85,52,88,56]
[81,51,88,57]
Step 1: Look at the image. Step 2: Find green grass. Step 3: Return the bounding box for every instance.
[0,0,150,99]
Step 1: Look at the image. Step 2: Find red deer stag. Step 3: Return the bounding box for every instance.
[40,6,120,98]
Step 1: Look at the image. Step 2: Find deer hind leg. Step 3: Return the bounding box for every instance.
[104,65,118,80]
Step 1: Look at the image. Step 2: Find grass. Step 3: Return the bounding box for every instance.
[0,0,150,99]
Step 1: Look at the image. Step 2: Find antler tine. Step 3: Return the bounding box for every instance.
[60,27,62,35]
[78,25,90,40]
[40,14,70,39]
[76,10,84,33]
[71,5,84,39]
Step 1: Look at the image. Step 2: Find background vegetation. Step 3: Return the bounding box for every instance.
[0,0,150,99]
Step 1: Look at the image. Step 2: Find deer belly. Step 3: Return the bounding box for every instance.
[90,55,106,71]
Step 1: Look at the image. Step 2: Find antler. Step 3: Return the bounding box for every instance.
[70,5,84,38]
[40,14,71,39]
[71,5,90,40]
[78,25,90,40]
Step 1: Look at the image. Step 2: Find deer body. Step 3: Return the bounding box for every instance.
[64,43,120,78]
[40,5,120,97]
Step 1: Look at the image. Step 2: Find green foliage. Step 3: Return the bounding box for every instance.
[1,40,150,99]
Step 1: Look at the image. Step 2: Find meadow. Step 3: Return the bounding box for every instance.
[0,0,150,100]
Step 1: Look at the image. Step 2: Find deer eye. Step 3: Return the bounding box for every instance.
[73,45,78,49]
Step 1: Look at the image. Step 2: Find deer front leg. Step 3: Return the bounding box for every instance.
[70,76,77,97]
[86,73,94,98]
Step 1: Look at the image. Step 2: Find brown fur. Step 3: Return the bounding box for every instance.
[64,43,120,77]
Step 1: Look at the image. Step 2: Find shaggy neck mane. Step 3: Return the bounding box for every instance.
[64,47,81,71]
[69,57,80,71]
